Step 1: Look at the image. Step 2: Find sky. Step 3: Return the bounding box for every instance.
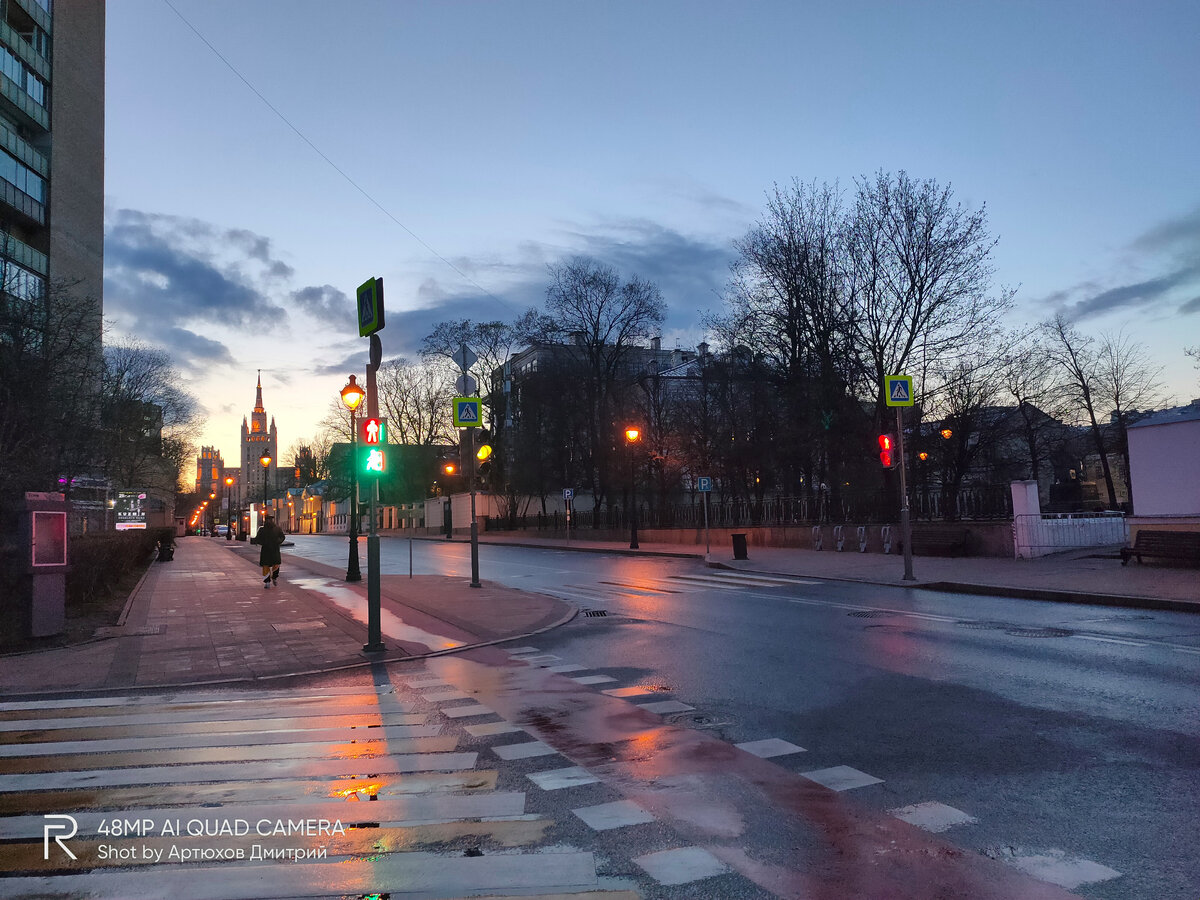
[102,0,1200,469]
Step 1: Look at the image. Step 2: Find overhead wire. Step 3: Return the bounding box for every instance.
[160,0,518,316]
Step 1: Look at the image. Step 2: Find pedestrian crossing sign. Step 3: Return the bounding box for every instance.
[884,374,914,407]
[452,397,482,427]
[356,276,385,337]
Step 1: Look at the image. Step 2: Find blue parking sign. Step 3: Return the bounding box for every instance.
[697,476,712,492]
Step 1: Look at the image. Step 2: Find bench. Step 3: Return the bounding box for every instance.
[1120,530,1200,566]
[909,525,971,557]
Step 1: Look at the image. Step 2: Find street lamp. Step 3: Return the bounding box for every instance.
[208,491,217,536]
[340,374,364,582]
[625,426,641,550]
[259,450,272,529]
[224,475,235,539]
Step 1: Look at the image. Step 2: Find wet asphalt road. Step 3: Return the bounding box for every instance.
[286,535,1200,900]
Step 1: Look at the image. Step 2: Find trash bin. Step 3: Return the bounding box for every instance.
[732,533,748,560]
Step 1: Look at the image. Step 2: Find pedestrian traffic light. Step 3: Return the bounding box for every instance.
[362,447,387,476]
[878,434,896,468]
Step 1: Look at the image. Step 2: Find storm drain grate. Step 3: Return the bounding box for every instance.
[848,611,891,618]
[583,609,609,617]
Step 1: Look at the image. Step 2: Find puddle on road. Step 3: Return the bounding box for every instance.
[289,578,465,652]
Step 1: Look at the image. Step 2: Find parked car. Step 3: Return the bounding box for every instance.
[214,525,229,536]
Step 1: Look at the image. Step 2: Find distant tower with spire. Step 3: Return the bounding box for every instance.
[240,370,279,513]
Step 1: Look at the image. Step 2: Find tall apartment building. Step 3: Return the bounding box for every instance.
[0,0,104,326]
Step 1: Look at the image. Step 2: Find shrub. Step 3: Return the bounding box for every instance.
[66,528,166,607]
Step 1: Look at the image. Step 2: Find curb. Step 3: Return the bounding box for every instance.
[919,581,1200,614]
[711,560,1199,614]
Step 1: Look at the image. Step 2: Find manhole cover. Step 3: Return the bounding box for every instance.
[956,621,1008,630]
[848,611,891,618]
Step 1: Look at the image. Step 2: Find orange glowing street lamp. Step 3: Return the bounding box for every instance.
[941,428,953,440]
[624,426,642,550]
[340,375,364,583]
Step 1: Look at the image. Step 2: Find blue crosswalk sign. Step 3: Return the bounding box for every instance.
[452,397,481,427]
[884,375,914,407]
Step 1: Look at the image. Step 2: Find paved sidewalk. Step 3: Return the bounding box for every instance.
[458,531,1200,611]
[0,537,573,696]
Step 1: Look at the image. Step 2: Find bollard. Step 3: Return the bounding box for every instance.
[811,525,823,551]
[834,525,845,551]
[857,525,868,552]
[881,525,892,554]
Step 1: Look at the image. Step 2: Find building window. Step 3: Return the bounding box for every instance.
[0,47,46,107]
[0,149,45,201]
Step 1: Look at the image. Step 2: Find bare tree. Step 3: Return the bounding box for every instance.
[101,340,203,492]
[533,258,666,510]
[376,356,457,445]
[1000,331,1073,486]
[846,171,1014,419]
[1043,314,1119,507]
[1096,329,1165,502]
[0,278,104,504]
[715,179,857,497]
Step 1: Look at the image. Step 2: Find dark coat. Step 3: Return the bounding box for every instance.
[253,521,285,566]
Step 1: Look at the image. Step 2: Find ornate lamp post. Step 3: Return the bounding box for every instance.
[208,491,217,536]
[224,476,235,539]
[259,450,272,530]
[340,374,365,582]
[625,426,641,550]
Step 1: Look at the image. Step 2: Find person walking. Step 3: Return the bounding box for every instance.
[252,514,285,588]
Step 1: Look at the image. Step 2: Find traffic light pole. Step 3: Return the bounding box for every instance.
[469,426,481,588]
[364,333,385,650]
[896,406,916,581]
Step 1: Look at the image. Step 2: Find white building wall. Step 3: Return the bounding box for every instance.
[1128,419,1200,517]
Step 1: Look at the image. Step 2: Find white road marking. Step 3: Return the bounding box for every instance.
[527,766,600,790]
[993,848,1122,889]
[801,765,884,791]
[1073,635,1146,647]
[637,700,695,714]
[570,675,617,685]
[464,721,526,737]
[573,799,656,831]
[634,846,729,886]
[492,741,559,761]
[440,703,495,718]
[735,738,806,758]
[890,801,978,832]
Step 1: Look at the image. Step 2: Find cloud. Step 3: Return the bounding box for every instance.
[1047,206,1200,320]
[312,349,371,377]
[291,285,350,327]
[390,220,733,351]
[104,209,293,366]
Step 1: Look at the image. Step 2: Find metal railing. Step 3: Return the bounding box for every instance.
[487,485,1014,532]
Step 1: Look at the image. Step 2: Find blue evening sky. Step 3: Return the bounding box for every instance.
[103,0,1200,459]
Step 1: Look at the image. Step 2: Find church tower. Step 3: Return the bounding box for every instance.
[239,372,278,514]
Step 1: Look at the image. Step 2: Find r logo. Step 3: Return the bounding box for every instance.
[43,814,77,860]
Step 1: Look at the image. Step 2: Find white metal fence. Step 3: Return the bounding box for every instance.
[1012,513,1128,559]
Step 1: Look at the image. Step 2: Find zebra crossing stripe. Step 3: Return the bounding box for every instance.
[0,851,601,899]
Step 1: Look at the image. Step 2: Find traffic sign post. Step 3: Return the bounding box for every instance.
[563,488,574,543]
[884,375,916,581]
[697,477,712,560]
